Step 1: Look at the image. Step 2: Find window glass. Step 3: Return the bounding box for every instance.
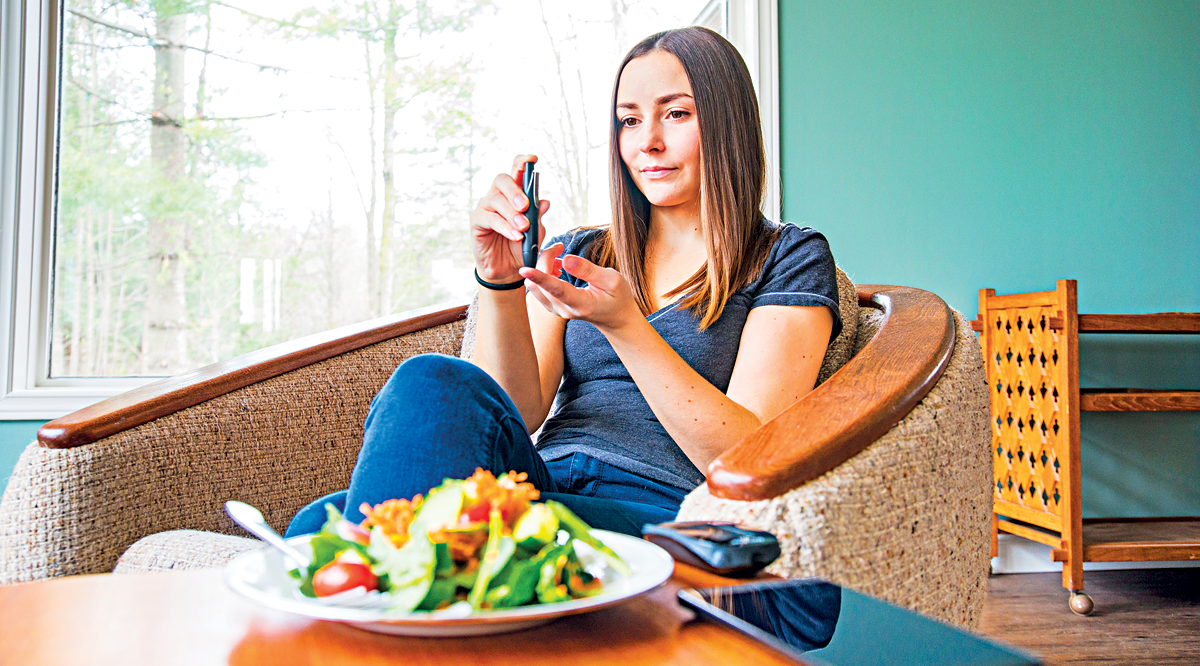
[51,0,716,377]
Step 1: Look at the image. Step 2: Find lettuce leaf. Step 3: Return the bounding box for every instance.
[545,501,629,576]
[467,509,516,609]
[367,526,436,614]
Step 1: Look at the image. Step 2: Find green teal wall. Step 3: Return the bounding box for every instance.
[1,421,43,494]
[779,0,1199,517]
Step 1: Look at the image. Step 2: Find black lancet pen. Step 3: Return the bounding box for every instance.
[522,162,540,268]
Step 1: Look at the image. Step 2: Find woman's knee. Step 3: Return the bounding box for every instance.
[352,353,538,499]
[367,353,519,430]
[381,354,498,398]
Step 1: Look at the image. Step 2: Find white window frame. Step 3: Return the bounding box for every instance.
[0,0,779,421]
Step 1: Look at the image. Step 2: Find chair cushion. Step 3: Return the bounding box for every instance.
[113,530,261,574]
[816,267,859,385]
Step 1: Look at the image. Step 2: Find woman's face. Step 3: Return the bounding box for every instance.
[616,50,701,211]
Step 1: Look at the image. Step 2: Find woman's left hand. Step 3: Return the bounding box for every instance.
[519,246,642,333]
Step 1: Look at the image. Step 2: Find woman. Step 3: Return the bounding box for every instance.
[287,27,841,538]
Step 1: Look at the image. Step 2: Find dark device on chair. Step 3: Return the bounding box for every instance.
[522,162,540,268]
[642,521,780,577]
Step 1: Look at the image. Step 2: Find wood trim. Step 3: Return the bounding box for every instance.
[1080,389,1200,412]
[1059,279,1085,592]
[1082,517,1200,524]
[1082,543,1200,562]
[980,287,998,559]
[997,520,1065,549]
[37,303,470,449]
[705,285,957,501]
[986,291,1059,309]
[1052,518,1200,562]
[995,500,1063,533]
[1078,313,1200,334]
[991,512,1000,559]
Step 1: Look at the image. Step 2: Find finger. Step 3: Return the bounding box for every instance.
[490,172,529,217]
[536,242,565,275]
[481,189,519,222]
[486,214,523,242]
[519,265,573,302]
[560,254,612,288]
[482,191,529,240]
[525,281,560,315]
[509,154,539,188]
[477,196,523,242]
[524,274,578,320]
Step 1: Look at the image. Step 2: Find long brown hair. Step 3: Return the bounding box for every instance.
[591,26,779,328]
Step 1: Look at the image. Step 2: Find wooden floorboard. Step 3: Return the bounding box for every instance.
[979,568,1200,665]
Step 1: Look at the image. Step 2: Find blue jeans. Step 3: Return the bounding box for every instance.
[286,354,687,538]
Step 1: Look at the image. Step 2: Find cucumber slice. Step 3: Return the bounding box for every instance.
[411,481,464,535]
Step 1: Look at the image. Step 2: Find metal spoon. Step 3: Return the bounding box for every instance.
[225,500,311,570]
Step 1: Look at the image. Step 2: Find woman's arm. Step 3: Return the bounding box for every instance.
[520,253,833,471]
[467,155,567,432]
[472,289,566,433]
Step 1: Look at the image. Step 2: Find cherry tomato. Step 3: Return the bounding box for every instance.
[462,502,514,524]
[462,503,492,524]
[312,560,378,597]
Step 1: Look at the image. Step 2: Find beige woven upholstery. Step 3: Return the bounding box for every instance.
[0,272,990,631]
[114,530,262,574]
[818,268,859,385]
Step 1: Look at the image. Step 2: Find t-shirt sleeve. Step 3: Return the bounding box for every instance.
[750,225,843,342]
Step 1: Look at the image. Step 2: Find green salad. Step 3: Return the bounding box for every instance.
[291,469,629,614]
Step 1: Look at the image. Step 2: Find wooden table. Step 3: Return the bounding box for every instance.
[0,565,797,666]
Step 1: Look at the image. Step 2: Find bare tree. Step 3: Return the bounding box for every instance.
[535,0,622,229]
[274,0,487,316]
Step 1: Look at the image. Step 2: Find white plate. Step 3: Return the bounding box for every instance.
[223,530,675,637]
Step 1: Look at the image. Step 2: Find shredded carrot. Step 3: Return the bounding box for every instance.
[360,496,422,547]
[429,526,490,563]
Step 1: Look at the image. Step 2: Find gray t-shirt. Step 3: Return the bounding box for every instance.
[536,221,842,492]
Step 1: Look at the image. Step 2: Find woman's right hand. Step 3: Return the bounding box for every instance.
[470,154,552,284]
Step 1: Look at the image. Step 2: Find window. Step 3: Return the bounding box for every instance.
[0,0,777,419]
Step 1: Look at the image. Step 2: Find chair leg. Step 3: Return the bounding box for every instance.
[990,513,999,558]
[1061,538,1088,615]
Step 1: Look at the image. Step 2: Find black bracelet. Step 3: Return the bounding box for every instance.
[474,269,526,291]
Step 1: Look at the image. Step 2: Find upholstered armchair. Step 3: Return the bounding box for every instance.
[0,273,991,628]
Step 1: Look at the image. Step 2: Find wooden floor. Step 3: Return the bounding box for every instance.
[979,568,1200,665]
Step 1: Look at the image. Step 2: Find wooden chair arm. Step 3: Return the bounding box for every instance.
[706,285,956,501]
[37,303,468,449]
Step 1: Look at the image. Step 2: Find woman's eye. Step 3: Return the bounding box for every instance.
[667,109,689,120]
[621,117,640,127]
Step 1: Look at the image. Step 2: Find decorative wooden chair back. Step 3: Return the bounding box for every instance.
[978,280,1083,580]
